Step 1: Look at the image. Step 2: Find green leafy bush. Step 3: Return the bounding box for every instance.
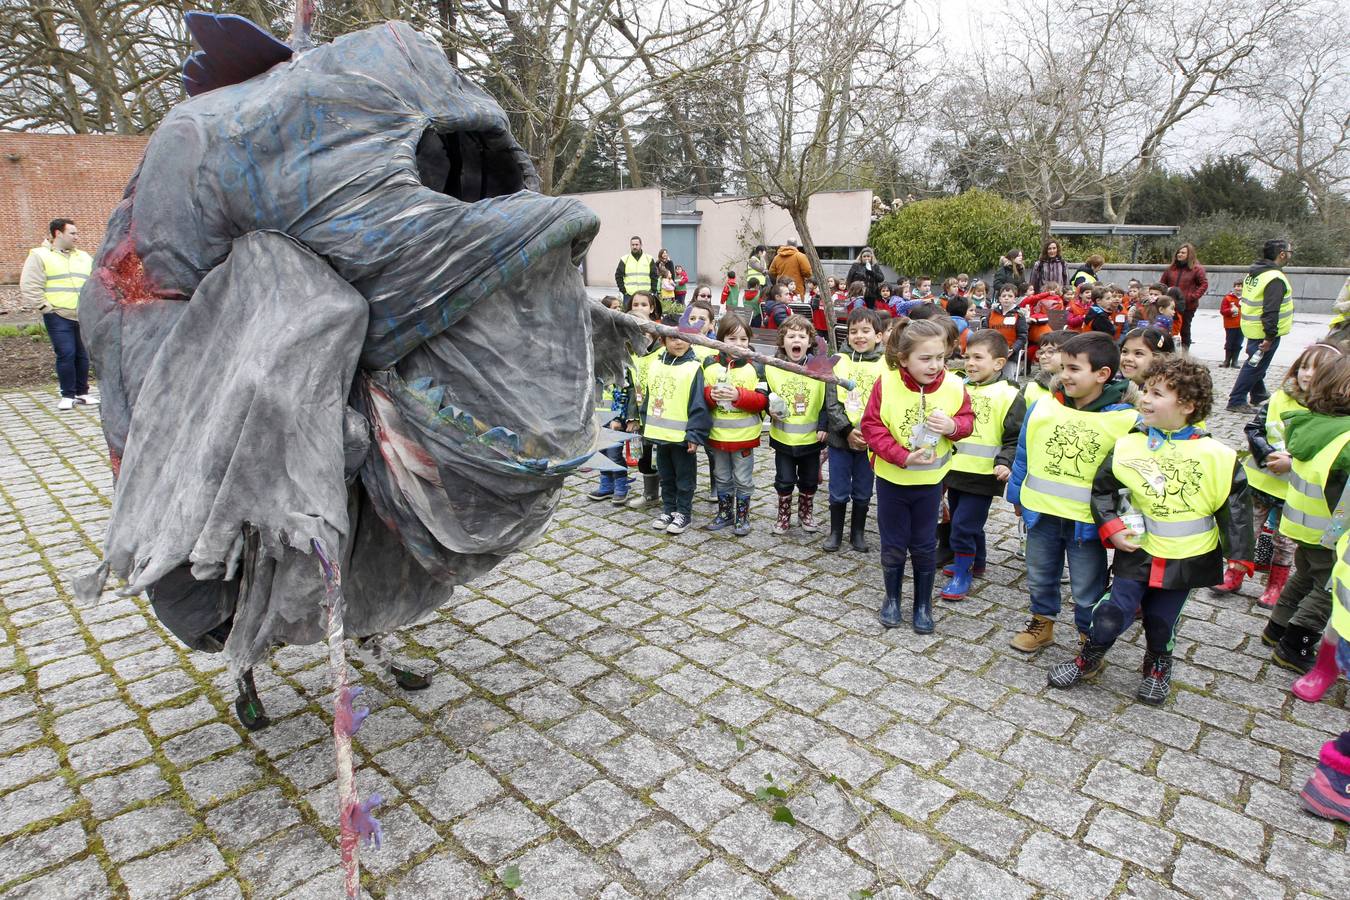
[0,323,47,339]
[869,190,1040,277]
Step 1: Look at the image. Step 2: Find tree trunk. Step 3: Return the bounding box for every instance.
[787,204,837,353]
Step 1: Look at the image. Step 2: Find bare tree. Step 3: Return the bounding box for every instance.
[1241,1,1350,222]
[731,0,935,348]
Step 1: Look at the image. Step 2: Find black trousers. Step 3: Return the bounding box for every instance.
[774,448,821,495]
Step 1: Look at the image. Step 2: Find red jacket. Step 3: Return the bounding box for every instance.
[1219,292,1241,329]
[1161,263,1209,309]
[860,368,975,469]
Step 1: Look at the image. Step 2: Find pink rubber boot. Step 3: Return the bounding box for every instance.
[1292,634,1341,703]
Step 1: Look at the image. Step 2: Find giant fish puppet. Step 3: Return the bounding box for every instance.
[74,14,648,880]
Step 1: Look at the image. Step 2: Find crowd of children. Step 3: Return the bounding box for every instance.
[593,261,1350,820]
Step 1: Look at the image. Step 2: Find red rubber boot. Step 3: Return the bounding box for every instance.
[1258,563,1291,608]
[1210,566,1244,594]
[1293,634,1341,703]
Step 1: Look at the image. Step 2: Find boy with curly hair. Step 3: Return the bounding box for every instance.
[1048,357,1254,705]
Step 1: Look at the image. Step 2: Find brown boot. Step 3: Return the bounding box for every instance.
[772,493,793,534]
[1010,615,1054,653]
[798,491,819,532]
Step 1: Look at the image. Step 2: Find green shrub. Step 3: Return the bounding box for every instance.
[1057,237,1127,265]
[869,189,1040,277]
[0,323,48,339]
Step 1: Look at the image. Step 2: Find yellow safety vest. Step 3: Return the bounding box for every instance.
[1330,530,1350,642]
[1072,269,1098,287]
[1024,381,1051,408]
[692,344,715,361]
[834,354,887,427]
[1242,390,1305,500]
[33,246,92,311]
[952,380,1020,476]
[871,370,967,486]
[628,345,661,394]
[1239,268,1294,339]
[621,253,656,296]
[1280,431,1350,545]
[1021,399,1138,523]
[1111,432,1234,559]
[705,360,764,444]
[642,356,700,444]
[765,365,825,446]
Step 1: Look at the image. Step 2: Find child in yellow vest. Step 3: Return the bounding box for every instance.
[1297,529,1350,822]
[859,318,974,633]
[702,313,767,536]
[1007,332,1138,653]
[1048,357,1253,704]
[1261,351,1350,673]
[641,313,711,535]
[822,307,887,552]
[766,315,828,534]
[940,330,1027,600]
[1117,327,1175,387]
[623,291,664,510]
[1221,342,1342,603]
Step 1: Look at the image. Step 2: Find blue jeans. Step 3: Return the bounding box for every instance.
[1228,336,1279,406]
[947,488,992,563]
[1026,513,1109,636]
[710,448,754,498]
[43,313,89,398]
[875,478,942,573]
[828,446,874,504]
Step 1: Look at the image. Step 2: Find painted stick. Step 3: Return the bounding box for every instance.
[313,539,361,900]
[289,0,317,50]
[632,320,856,390]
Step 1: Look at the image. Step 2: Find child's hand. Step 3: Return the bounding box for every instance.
[908,447,935,467]
[994,464,1011,482]
[686,441,698,454]
[1265,451,1292,474]
[926,410,956,435]
[847,430,868,451]
[625,420,639,433]
[711,384,738,403]
[1108,530,1141,553]
[816,430,828,443]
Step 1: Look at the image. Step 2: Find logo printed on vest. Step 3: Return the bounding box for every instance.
[648,371,676,418]
[970,393,992,427]
[1118,453,1204,515]
[1043,422,1101,478]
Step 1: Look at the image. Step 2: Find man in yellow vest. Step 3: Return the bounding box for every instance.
[20,219,97,410]
[1227,238,1295,413]
[614,235,658,310]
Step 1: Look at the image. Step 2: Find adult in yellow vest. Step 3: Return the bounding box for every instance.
[19,219,97,410]
[1227,239,1295,412]
[614,236,658,310]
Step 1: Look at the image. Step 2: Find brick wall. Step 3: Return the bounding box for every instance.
[0,133,149,283]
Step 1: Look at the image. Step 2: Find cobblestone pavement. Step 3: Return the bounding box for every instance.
[1,362,1346,900]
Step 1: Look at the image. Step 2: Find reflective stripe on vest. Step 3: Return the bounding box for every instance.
[1330,531,1350,642]
[706,361,764,444]
[1280,431,1350,545]
[622,253,655,295]
[642,356,700,443]
[1241,390,1304,499]
[1111,432,1232,558]
[952,380,1019,475]
[871,370,967,486]
[1239,268,1294,339]
[1021,400,1138,523]
[35,247,92,311]
[835,354,887,427]
[765,365,825,446]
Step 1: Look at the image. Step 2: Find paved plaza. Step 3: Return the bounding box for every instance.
[0,357,1346,899]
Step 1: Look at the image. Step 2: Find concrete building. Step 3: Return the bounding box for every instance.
[564,187,875,291]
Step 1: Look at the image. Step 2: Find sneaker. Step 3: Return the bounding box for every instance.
[57,397,74,411]
[1078,632,1106,679]
[1300,743,1350,824]
[650,512,673,530]
[586,487,614,501]
[75,394,99,406]
[666,512,691,534]
[1136,651,1173,705]
[611,492,630,506]
[1010,615,1054,653]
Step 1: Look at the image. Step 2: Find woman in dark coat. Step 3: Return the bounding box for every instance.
[1030,239,1067,292]
[1160,243,1209,351]
[845,247,886,307]
[992,248,1027,296]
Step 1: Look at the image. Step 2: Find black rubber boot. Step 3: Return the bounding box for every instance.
[849,502,870,552]
[822,502,846,552]
[1273,624,1318,675]
[234,669,270,731]
[935,521,954,570]
[879,566,903,628]
[1262,619,1287,648]
[911,569,936,635]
